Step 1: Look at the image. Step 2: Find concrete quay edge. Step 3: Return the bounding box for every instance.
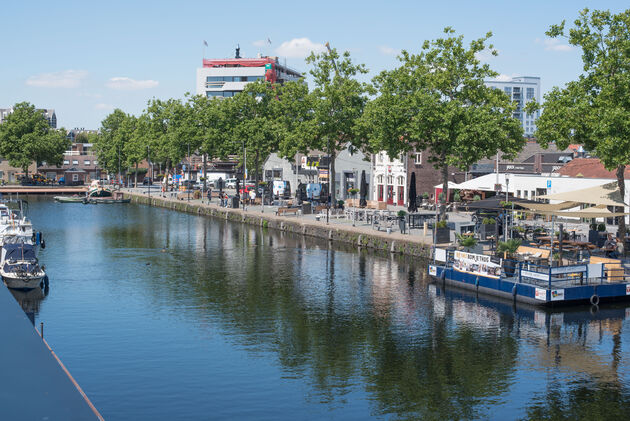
[125,192,434,258]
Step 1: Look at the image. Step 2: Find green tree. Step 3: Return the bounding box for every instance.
[360,28,524,219]
[228,81,280,184]
[526,8,630,239]
[304,47,371,206]
[0,102,69,177]
[95,109,130,178]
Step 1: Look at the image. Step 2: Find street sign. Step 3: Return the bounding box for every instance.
[547,180,552,188]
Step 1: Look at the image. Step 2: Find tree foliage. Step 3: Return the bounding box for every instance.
[526,8,630,238]
[0,102,69,174]
[360,28,524,218]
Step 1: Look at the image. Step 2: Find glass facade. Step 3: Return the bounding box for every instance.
[206,91,241,98]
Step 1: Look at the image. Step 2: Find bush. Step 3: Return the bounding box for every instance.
[262,220,269,228]
[473,195,481,201]
[453,192,461,202]
[397,210,407,218]
[348,188,359,196]
[422,192,429,200]
[482,217,495,225]
[456,233,477,249]
[436,220,448,229]
[500,201,513,208]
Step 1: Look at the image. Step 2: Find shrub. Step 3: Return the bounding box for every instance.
[453,192,461,202]
[456,233,477,249]
[482,217,495,225]
[422,192,429,200]
[497,239,522,257]
[473,195,481,201]
[262,220,269,228]
[397,210,407,218]
[436,220,448,229]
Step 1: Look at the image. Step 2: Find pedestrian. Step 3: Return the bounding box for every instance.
[207,188,212,203]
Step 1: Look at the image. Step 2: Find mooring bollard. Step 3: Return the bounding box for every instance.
[40,322,44,339]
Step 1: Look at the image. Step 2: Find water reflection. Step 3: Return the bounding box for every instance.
[25,199,630,420]
[10,286,48,325]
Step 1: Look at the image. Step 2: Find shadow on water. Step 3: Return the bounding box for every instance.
[9,286,48,325]
[21,197,630,420]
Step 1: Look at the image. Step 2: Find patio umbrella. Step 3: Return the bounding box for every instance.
[408,172,418,213]
[359,170,367,208]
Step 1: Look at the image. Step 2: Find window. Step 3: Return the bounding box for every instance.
[378,153,384,163]
[72,174,79,181]
[247,76,263,82]
[63,160,69,165]
[396,176,404,185]
[523,190,528,198]
[414,152,422,165]
[84,160,91,165]
[72,160,79,165]
[387,175,394,184]
[94,160,98,165]
[516,190,521,197]
[526,87,535,100]
[377,175,384,184]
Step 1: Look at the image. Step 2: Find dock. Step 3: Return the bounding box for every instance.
[0,186,88,194]
[0,283,102,420]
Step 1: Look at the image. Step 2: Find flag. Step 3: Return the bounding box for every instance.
[203,40,208,47]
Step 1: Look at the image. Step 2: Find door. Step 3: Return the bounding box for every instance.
[397,186,404,206]
[377,185,384,202]
[387,185,394,205]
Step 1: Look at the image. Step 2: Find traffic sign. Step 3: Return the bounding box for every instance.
[547,180,552,188]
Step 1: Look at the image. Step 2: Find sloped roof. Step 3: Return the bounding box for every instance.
[554,158,630,179]
[473,141,574,167]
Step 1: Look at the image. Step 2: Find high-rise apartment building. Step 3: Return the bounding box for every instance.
[484,76,540,137]
[196,47,302,98]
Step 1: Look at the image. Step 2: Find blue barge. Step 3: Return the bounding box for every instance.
[428,249,630,306]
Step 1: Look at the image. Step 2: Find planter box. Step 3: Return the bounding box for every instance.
[480,224,496,240]
[435,227,451,244]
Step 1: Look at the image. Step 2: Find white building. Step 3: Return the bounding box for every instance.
[484,76,540,137]
[372,151,407,206]
[0,107,56,128]
[196,47,302,98]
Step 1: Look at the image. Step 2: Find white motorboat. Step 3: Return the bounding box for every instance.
[0,243,46,290]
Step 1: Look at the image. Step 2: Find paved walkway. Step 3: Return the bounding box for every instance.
[126,187,474,246]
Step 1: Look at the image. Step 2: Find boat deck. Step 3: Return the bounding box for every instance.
[0,283,102,420]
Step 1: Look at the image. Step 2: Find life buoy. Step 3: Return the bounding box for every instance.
[590,294,600,306]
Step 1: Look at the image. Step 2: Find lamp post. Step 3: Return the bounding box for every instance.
[187,142,191,202]
[504,173,509,241]
[147,145,151,198]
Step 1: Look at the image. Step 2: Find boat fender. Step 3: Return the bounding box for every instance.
[440,270,446,281]
[590,294,600,306]
[43,275,49,287]
[512,285,517,298]
[41,239,45,249]
[475,276,480,288]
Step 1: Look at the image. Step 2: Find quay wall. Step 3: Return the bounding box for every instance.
[126,193,433,258]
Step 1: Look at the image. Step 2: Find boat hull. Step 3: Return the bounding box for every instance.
[54,196,84,203]
[2,273,45,290]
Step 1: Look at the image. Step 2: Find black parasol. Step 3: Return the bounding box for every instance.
[359,170,367,208]
[408,172,418,213]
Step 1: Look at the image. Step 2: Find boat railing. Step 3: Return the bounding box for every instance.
[517,260,629,287]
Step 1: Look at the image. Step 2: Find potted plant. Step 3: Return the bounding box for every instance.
[480,217,496,240]
[435,219,451,243]
[348,188,359,207]
[456,233,478,252]
[497,238,522,276]
[422,192,429,202]
[473,195,481,201]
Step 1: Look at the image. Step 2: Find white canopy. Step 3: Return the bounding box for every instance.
[539,181,627,207]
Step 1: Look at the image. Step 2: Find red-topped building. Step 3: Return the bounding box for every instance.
[196,47,302,98]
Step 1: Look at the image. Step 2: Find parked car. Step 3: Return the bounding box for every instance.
[142,177,153,185]
[58,177,65,185]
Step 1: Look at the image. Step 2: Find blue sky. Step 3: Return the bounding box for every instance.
[1,0,628,129]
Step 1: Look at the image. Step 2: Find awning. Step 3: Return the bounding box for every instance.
[523,205,628,219]
[517,201,581,212]
[539,182,627,207]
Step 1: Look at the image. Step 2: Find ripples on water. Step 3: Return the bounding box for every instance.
[11,197,630,420]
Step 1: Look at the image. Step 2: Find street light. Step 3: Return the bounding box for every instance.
[187,142,191,202]
[147,145,151,198]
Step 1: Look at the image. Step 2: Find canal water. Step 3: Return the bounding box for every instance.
[12,197,630,420]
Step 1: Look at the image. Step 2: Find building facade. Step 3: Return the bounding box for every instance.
[38,143,101,183]
[0,107,56,128]
[484,76,540,137]
[196,48,302,98]
[372,152,407,206]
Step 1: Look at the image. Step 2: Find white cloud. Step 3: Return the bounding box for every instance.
[253,39,266,47]
[379,45,400,56]
[475,49,499,62]
[537,38,573,52]
[105,77,159,90]
[275,38,326,58]
[25,70,88,88]
[94,103,114,110]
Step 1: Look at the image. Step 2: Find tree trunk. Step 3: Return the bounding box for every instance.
[134,163,138,188]
[440,153,449,221]
[616,165,626,252]
[329,149,337,207]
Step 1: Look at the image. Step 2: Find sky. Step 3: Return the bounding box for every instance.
[1,0,628,130]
